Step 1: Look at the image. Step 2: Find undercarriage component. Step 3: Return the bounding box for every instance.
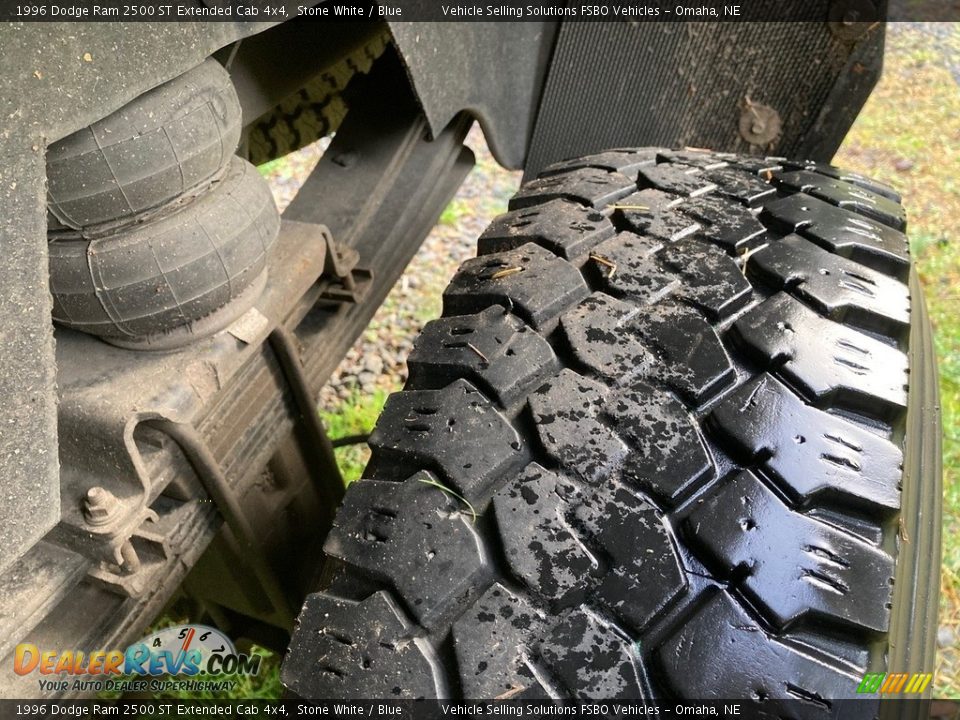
[0,48,474,700]
[0,21,276,581]
[522,18,884,176]
[46,59,242,231]
[49,157,280,349]
[46,59,280,349]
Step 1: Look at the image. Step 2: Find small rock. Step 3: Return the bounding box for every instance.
[937,626,956,649]
[894,157,914,172]
[363,353,384,376]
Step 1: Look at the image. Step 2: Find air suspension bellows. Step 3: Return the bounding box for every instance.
[46,58,280,349]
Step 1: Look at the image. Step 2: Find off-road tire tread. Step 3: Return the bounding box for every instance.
[283,149,917,705]
[246,31,390,166]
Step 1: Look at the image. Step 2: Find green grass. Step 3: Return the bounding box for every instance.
[834,24,960,698]
[439,198,473,227]
[440,195,510,228]
[256,156,289,178]
[320,386,392,484]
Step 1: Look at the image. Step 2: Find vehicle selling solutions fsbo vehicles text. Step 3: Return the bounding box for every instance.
[439,4,740,17]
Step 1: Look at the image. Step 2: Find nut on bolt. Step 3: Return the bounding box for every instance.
[739,100,782,147]
[83,486,120,526]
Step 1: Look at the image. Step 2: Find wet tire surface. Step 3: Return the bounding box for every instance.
[282,149,920,705]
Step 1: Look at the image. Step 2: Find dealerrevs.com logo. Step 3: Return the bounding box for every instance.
[14,624,261,694]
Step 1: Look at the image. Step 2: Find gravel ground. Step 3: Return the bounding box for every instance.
[261,126,522,407]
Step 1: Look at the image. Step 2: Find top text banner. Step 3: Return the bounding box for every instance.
[3,0,954,22]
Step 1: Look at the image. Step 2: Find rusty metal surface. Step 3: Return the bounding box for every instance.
[0,220,331,698]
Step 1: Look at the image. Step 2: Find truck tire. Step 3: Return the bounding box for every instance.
[246,30,389,166]
[49,156,279,348]
[47,58,241,231]
[282,149,941,703]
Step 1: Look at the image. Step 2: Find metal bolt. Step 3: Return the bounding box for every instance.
[119,541,141,574]
[83,486,120,526]
[739,102,781,146]
[827,0,877,42]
